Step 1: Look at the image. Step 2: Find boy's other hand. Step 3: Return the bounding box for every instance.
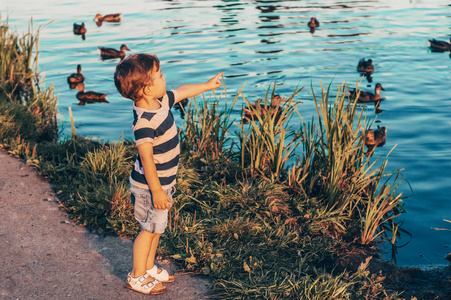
[152,189,171,210]
[206,72,224,90]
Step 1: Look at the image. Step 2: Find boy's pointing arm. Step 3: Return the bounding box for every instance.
[174,72,224,104]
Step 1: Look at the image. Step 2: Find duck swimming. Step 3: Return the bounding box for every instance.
[174,98,189,110]
[75,83,108,105]
[348,83,385,103]
[243,95,285,122]
[98,44,130,59]
[174,98,189,118]
[428,38,451,52]
[93,13,122,23]
[357,58,374,73]
[307,17,320,28]
[67,65,84,84]
[365,126,387,156]
[73,23,86,40]
[73,23,86,35]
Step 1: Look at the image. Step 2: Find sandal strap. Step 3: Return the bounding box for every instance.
[127,272,149,284]
[147,265,170,281]
[142,279,160,290]
[127,273,162,293]
[137,274,148,284]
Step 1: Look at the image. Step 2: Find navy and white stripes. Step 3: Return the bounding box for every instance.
[130,90,180,190]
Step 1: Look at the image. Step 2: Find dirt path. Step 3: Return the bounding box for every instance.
[0,149,210,300]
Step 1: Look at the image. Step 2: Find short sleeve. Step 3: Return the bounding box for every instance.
[159,90,178,109]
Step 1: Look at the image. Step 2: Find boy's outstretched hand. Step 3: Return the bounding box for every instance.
[206,72,224,90]
[174,72,225,101]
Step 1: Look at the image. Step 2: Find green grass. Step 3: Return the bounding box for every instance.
[0,19,408,299]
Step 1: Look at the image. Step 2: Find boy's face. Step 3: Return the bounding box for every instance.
[149,65,166,99]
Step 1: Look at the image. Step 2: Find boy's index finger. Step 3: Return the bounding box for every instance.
[214,72,225,80]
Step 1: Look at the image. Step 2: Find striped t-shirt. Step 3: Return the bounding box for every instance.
[130,90,180,191]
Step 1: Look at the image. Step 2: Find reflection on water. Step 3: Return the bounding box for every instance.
[2,0,451,267]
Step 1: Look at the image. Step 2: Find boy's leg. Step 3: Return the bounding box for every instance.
[127,229,166,294]
[146,233,161,270]
[131,229,159,277]
[146,188,171,270]
[144,231,174,282]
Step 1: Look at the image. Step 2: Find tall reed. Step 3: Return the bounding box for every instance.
[0,16,58,149]
[239,84,303,181]
[310,81,367,207]
[180,87,238,163]
[0,15,40,102]
[290,81,405,244]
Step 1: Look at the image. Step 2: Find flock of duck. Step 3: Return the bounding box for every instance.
[69,13,191,112]
[243,17,388,156]
[242,19,451,157]
[69,13,131,105]
[69,14,450,155]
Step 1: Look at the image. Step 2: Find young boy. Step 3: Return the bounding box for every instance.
[114,53,223,295]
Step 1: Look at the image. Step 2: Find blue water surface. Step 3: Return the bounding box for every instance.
[2,0,450,267]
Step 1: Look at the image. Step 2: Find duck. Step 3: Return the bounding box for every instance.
[98,44,130,59]
[73,22,87,35]
[73,22,87,39]
[365,126,387,156]
[75,83,108,105]
[174,98,189,118]
[242,95,285,121]
[67,64,84,84]
[428,38,451,52]
[357,58,374,73]
[174,98,189,110]
[348,83,385,103]
[307,17,320,28]
[93,13,122,23]
[68,82,79,90]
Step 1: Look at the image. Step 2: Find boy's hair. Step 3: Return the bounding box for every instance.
[114,53,160,101]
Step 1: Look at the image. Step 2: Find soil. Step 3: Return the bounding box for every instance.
[338,246,451,299]
[1,149,450,300]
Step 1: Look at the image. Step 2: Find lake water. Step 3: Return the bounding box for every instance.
[2,0,450,267]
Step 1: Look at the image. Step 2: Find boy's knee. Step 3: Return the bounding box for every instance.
[141,229,162,237]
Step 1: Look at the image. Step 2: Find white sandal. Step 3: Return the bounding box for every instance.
[126,273,166,294]
[146,265,175,283]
